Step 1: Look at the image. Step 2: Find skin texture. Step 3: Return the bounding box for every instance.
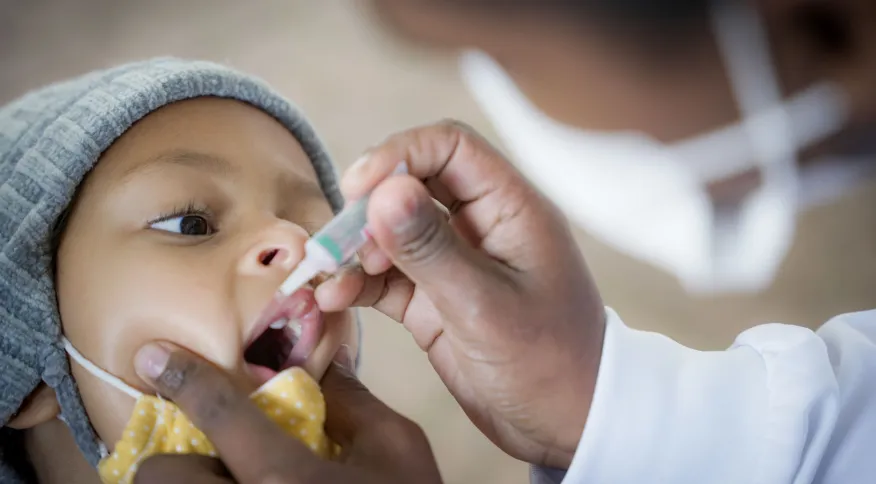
[132,347,443,484]
[20,97,356,483]
[318,122,605,469]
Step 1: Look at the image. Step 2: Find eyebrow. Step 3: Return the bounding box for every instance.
[277,176,330,208]
[119,148,330,207]
[121,150,238,180]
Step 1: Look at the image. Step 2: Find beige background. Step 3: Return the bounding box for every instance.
[3,1,875,483]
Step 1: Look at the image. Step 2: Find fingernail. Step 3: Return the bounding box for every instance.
[335,344,356,372]
[134,343,170,381]
[348,153,370,174]
[391,160,408,176]
[363,247,389,271]
[387,192,432,237]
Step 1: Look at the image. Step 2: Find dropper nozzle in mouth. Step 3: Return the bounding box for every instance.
[261,160,408,323]
[278,257,322,296]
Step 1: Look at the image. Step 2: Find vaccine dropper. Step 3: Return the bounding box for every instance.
[261,162,408,318]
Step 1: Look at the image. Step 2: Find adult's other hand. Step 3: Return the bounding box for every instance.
[316,121,605,469]
[131,344,443,484]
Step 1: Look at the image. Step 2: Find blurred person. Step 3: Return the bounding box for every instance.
[369,0,876,349]
[302,0,871,482]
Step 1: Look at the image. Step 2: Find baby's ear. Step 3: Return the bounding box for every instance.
[6,383,60,429]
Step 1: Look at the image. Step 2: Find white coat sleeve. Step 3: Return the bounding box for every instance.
[537,308,876,484]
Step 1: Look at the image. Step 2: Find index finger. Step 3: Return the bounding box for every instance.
[343,120,522,206]
[321,363,404,447]
[134,343,322,483]
[344,120,562,277]
[321,364,440,478]
[134,454,230,484]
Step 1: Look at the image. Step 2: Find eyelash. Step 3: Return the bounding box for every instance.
[148,201,215,229]
[147,203,320,237]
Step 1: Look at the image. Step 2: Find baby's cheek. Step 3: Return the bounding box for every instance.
[69,364,137,451]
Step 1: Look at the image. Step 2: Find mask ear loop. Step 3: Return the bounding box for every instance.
[710,0,797,181]
[62,337,143,400]
[662,0,847,185]
[683,0,801,290]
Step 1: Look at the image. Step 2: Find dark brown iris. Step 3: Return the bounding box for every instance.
[179,215,210,236]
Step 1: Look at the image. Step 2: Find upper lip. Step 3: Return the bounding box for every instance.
[245,285,317,349]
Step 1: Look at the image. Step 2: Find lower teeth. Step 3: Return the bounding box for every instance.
[269,319,303,341]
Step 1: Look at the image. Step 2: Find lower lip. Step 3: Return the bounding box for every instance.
[283,302,323,368]
[246,363,277,386]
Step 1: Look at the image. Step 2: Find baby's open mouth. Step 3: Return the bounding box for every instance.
[244,287,323,384]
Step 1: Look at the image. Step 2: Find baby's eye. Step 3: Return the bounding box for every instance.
[150,215,214,236]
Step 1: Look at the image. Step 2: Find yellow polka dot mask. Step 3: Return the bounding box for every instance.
[63,339,338,484]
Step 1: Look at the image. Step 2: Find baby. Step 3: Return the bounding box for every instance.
[0,59,358,483]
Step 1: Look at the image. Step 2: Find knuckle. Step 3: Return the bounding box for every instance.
[437,118,474,134]
[162,356,241,430]
[381,415,427,444]
[191,378,239,429]
[397,205,452,266]
[381,417,432,457]
[374,272,394,306]
[496,182,532,229]
[325,362,365,392]
[358,273,387,308]
[155,353,199,398]
[436,119,486,149]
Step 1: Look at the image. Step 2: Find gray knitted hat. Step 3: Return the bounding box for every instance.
[0,58,345,480]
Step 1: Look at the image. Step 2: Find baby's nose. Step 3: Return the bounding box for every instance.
[237,225,308,277]
[257,247,290,268]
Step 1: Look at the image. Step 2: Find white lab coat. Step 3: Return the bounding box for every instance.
[531,308,876,483]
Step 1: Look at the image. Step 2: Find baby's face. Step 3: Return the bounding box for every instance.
[56,98,356,447]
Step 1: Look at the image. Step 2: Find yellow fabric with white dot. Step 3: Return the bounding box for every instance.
[98,367,338,484]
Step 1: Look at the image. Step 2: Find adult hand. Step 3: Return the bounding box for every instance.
[315,121,605,469]
[131,344,443,484]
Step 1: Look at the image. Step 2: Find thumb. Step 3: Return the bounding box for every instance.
[321,364,440,478]
[321,364,399,448]
[366,175,503,312]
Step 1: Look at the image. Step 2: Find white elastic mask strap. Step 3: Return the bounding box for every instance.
[711,0,796,175]
[62,337,143,399]
[99,441,110,459]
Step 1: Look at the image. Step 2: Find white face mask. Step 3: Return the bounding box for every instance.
[459,2,849,293]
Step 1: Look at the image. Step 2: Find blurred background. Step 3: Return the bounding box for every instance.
[3,1,875,483]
